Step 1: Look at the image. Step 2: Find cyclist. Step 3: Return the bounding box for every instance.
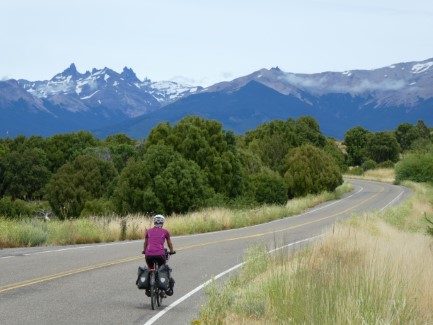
[142,214,175,296]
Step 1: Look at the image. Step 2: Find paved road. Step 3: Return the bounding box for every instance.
[0,179,411,325]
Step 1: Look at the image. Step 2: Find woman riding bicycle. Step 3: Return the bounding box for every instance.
[142,214,175,296]
[143,214,175,267]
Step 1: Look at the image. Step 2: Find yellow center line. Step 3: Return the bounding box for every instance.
[0,256,141,293]
[177,185,383,250]
[0,186,383,293]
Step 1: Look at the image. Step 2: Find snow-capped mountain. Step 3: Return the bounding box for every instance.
[95,58,433,140]
[201,58,433,108]
[0,64,201,137]
[1,58,432,139]
[18,63,200,117]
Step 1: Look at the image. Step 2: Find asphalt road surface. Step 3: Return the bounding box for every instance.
[0,179,411,325]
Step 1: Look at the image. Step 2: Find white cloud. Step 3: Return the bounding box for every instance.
[282,74,407,94]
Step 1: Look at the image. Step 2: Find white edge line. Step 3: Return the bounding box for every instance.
[379,190,404,211]
[143,234,324,325]
[175,186,364,239]
[2,181,366,259]
[1,187,363,259]
[0,241,134,259]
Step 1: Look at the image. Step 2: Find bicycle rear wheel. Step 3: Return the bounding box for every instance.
[156,289,161,306]
[150,272,157,310]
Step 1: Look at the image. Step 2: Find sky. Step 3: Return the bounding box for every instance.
[1,0,433,86]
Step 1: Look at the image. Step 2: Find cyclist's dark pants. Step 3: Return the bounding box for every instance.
[145,255,166,269]
[145,255,174,294]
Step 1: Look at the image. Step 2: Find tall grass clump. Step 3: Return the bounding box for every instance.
[345,167,395,183]
[380,181,433,233]
[47,219,104,245]
[0,217,47,248]
[198,245,271,324]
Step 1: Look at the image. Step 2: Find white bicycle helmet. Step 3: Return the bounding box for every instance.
[153,214,165,226]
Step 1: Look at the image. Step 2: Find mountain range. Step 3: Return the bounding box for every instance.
[1,58,432,139]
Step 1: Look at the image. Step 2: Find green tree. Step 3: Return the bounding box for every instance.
[112,158,156,215]
[6,135,27,152]
[113,144,212,215]
[0,148,51,200]
[243,119,300,172]
[323,138,347,172]
[366,131,400,163]
[145,116,246,198]
[46,155,117,219]
[44,131,100,172]
[236,147,266,175]
[102,133,137,171]
[344,126,371,166]
[282,145,343,198]
[295,116,326,148]
[415,120,431,140]
[250,171,288,205]
[104,133,136,146]
[410,138,433,154]
[242,117,326,173]
[154,157,211,214]
[395,123,420,152]
[0,141,9,159]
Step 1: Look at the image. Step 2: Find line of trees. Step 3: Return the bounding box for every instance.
[0,116,432,219]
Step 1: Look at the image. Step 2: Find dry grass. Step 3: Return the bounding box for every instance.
[199,218,433,325]
[1,182,352,248]
[345,167,395,183]
[197,181,433,325]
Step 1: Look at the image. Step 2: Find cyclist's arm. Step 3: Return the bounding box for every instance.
[143,236,148,253]
[167,237,174,253]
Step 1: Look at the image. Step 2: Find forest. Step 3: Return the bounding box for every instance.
[0,115,432,220]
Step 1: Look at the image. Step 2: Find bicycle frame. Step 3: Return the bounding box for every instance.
[149,263,161,310]
[147,249,175,310]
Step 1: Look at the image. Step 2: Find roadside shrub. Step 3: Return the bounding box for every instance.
[346,166,364,176]
[0,196,32,219]
[378,160,394,169]
[282,144,343,198]
[361,159,377,171]
[7,219,48,247]
[250,172,288,205]
[80,198,116,217]
[395,153,433,184]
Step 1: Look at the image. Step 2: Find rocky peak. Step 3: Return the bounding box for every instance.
[53,63,81,80]
[120,67,141,83]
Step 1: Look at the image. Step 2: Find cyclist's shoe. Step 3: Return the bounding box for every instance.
[166,288,173,296]
[159,291,167,298]
[145,289,151,297]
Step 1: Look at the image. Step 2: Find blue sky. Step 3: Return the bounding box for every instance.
[1,0,432,86]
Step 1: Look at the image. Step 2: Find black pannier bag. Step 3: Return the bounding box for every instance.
[136,266,150,290]
[156,264,171,290]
